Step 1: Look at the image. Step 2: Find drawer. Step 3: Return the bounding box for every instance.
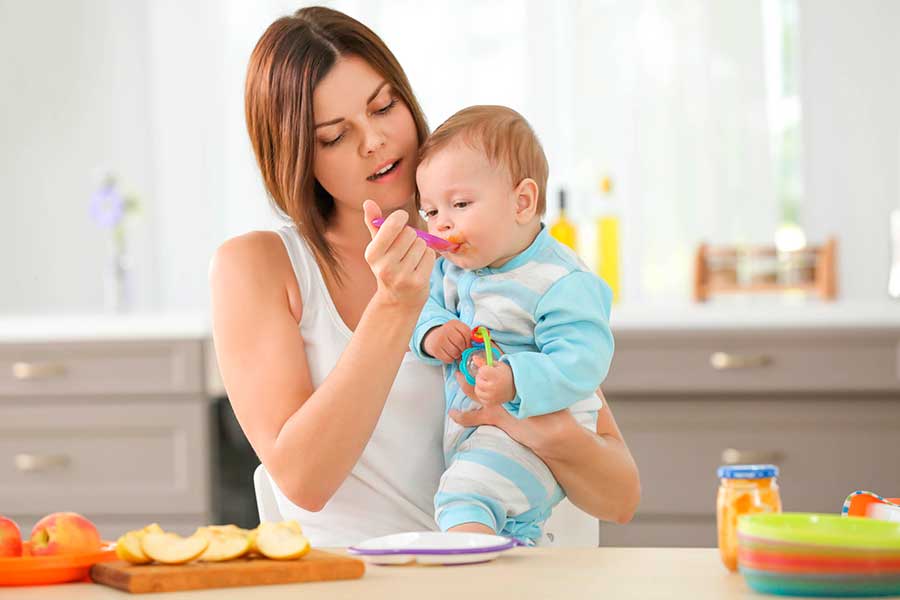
[612,397,900,517]
[0,340,204,396]
[0,402,211,515]
[600,517,716,548]
[605,330,900,393]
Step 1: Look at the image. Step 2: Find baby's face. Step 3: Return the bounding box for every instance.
[416,142,522,270]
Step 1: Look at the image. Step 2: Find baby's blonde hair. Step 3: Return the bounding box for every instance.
[418,105,549,214]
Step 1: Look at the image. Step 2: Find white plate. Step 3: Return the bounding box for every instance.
[347,531,519,565]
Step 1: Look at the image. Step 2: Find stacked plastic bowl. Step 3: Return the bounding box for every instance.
[737,513,900,597]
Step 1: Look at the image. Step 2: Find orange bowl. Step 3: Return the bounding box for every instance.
[0,541,117,586]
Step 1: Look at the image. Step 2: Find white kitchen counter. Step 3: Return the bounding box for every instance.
[1,301,898,344]
[0,313,212,343]
[611,300,900,332]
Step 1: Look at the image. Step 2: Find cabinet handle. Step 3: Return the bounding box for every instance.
[15,454,69,473]
[11,361,67,380]
[15,453,71,472]
[721,448,784,465]
[710,352,772,370]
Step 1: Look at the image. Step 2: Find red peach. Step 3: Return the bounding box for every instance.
[0,516,23,557]
[29,512,101,556]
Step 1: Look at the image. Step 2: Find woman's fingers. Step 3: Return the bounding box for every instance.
[449,408,492,428]
[362,200,382,238]
[399,236,428,269]
[364,207,410,264]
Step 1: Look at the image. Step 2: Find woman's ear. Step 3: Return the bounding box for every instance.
[513,178,539,224]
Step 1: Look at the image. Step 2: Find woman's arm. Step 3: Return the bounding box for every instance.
[449,378,640,524]
[210,205,433,512]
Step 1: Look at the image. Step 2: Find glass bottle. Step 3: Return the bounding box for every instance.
[716,464,782,572]
[595,175,620,303]
[549,188,577,251]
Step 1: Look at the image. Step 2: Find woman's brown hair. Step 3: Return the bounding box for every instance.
[245,6,429,281]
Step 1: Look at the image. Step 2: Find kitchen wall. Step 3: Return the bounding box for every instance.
[799,0,900,302]
[1,0,898,314]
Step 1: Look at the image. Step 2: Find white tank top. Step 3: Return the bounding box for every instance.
[271,224,445,547]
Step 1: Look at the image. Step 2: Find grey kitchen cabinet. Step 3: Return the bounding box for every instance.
[0,336,214,540]
[600,325,900,548]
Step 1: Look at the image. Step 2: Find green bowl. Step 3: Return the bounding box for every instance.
[738,513,900,550]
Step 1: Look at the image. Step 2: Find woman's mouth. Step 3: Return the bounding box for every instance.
[367,159,401,182]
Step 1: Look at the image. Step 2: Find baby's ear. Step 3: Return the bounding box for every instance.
[514,178,540,224]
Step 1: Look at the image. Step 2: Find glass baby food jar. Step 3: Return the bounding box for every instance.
[716,464,782,571]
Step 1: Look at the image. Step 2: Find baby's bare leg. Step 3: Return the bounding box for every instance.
[448,522,495,535]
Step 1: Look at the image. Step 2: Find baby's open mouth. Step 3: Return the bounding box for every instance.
[367,159,401,181]
[444,235,466,253]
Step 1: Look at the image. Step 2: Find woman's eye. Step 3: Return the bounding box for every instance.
[322,133,344,147]
[375,98,397,115]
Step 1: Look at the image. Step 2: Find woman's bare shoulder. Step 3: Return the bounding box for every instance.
[211,230,285,271]
[210,230,301,320]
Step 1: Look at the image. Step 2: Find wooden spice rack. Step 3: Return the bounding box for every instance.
[694,237,837,302]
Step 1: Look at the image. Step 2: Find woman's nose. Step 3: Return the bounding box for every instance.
[360,122,386,156]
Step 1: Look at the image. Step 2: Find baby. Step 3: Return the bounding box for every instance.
[410,105,615,545]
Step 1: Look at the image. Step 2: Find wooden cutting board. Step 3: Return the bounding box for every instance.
[90,549,365,593]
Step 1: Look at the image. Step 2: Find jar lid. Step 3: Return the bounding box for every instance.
[717,464,779,479]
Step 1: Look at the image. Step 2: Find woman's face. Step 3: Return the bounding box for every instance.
[312,55,419,217]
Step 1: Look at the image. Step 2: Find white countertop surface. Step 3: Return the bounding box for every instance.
[0,313,212,343]
[1,547,871,600]
[610,300,900,332]
[1,300,899,343]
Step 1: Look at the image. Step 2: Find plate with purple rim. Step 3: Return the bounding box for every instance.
[347,531,520,565]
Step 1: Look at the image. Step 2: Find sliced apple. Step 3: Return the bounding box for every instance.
[140,532,209,565]
[115,523,167,564]
[195,526,252,562]
[116,531,151,564]
[254,522,310,560]
[281,520,303,534]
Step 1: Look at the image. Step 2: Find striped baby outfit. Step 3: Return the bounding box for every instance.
[410,225,614,544]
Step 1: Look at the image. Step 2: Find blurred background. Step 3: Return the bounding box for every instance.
[2,1,899,547]
[2,0,898,312]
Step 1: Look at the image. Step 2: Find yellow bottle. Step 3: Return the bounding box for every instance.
[550,188,578,251]
[596,176,620,303]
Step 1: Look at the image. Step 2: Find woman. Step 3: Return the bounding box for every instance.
[210,6,640,547]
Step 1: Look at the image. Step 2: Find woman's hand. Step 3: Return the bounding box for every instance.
[451,373,641,523]
[363,200,434,310]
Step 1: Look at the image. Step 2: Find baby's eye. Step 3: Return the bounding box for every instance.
[453,200,470,209]
[420,208,437,220]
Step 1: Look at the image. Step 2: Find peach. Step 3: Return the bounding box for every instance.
[30,512,101,556]
[0,516,23,557]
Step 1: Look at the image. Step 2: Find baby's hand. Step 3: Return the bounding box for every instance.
[474,361,516,406]
[422,320,471,363]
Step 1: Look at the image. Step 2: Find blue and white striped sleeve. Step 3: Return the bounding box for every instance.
[499,271,614,418]
[410,258,458,365]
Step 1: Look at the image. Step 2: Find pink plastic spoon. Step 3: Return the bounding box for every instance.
[371,217,460,252]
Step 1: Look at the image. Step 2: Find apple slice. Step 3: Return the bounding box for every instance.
[281,520,303,534]
[115,523,167,564]
[140,532,209,565]
[195,526,252,562]
[116,531,152,564]
[254,522,310,560]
